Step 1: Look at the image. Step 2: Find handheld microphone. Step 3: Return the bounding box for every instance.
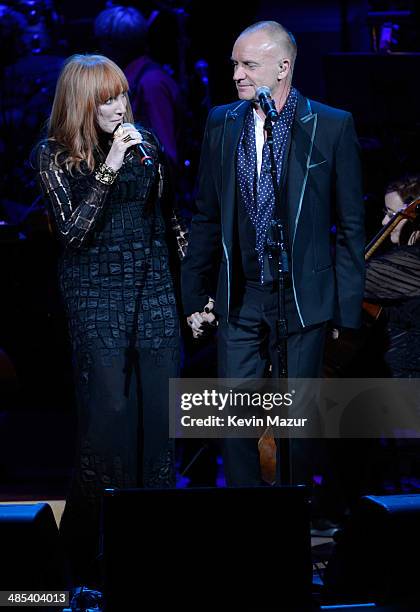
[255,86,279,122]
[135,140,154,167]
[113,124,154,167]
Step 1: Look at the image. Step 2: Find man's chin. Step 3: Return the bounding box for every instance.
[237,92,254,101]
[236,86,255,101]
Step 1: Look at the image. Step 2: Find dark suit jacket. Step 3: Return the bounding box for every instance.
[182,92,365,329]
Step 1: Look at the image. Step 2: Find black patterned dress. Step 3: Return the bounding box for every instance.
[36,129,179,584]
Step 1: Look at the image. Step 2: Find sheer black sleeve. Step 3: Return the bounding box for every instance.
[365,245,420,301]
[35,141,113,248]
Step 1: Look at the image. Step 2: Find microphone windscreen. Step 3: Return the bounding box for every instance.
[256,86,272,98]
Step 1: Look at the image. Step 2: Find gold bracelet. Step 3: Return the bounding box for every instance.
[94,163,118,185]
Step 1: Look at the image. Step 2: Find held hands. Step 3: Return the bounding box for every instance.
[105,123,143,172]
[187,299,218,339]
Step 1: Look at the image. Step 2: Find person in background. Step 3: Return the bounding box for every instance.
[0,2,64,221]
[364,175,420,377]
[94,4,183,175]
[333,176,420,512]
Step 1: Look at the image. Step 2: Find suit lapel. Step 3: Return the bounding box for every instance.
[286,93,318,242]
[220,100,249,252]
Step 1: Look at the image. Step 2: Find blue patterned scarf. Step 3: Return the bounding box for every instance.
[236,87,298,283]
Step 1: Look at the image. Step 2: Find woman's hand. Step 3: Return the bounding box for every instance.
[105,123,143,172]
[187,299,217,339]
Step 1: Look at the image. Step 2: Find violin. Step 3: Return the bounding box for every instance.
[362,197,420,319]
[365,196,420,261]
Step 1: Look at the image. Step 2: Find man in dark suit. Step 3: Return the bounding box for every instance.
[181,21,365,486]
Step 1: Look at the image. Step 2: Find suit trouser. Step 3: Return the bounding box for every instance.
[218,292,326,487]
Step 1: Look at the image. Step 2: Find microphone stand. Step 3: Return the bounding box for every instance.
[264,115,291,486]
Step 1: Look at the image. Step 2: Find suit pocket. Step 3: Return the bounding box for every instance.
[308,159,327,170]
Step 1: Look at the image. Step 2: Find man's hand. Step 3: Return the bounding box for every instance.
[187,299,217,338]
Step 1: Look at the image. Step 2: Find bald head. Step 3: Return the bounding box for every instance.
[231,21,296,107]
[236,21,297,72]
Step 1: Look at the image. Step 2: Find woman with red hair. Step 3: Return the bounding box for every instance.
[35,54,180,588]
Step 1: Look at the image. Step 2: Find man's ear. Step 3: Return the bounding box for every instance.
[278,59,291,79]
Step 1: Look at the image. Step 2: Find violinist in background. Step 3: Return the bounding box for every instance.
[364,175,420,378]
[321,176,420,522]
[325,175,420,379]
[345,175,420,501]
